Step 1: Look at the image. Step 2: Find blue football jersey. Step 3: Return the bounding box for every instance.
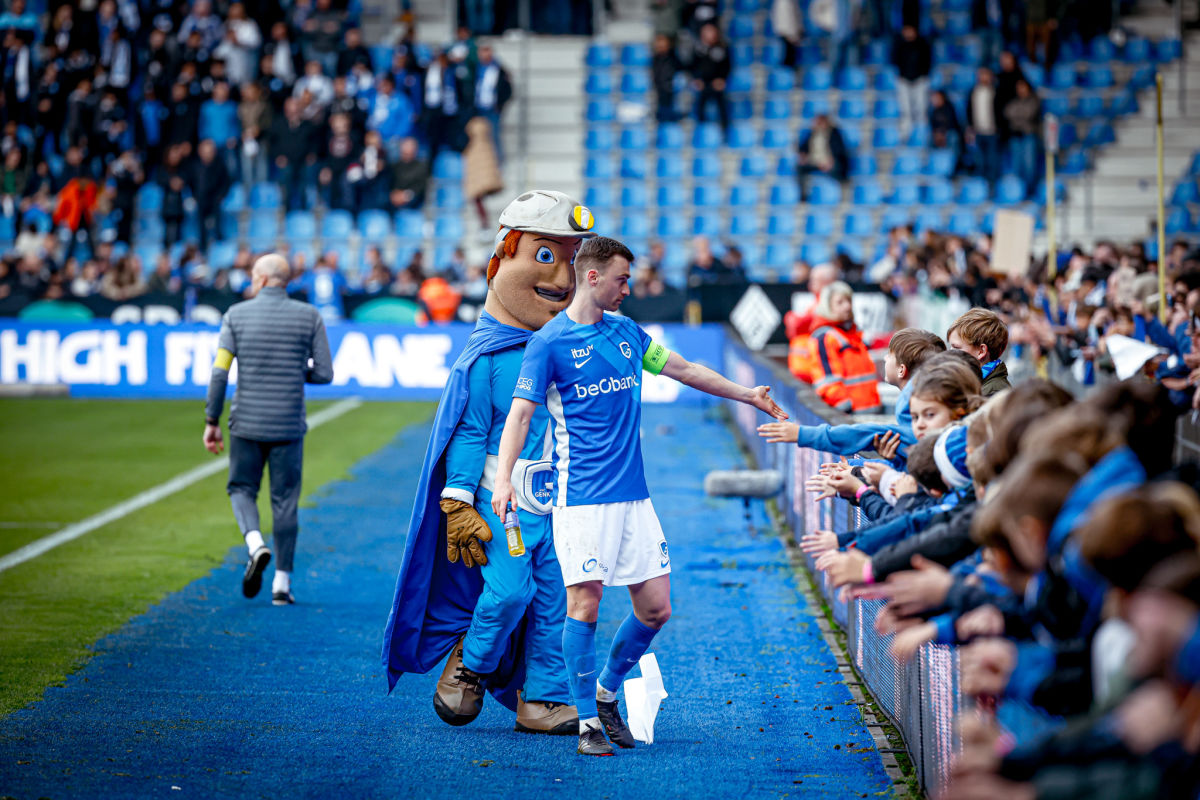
[514,312,670,506]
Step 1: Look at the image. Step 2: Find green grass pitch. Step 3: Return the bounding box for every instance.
[0,397,433,718]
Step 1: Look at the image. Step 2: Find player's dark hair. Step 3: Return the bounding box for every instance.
[576,236,634,278]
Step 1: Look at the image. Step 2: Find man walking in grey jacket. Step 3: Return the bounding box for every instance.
[203,253,334,605]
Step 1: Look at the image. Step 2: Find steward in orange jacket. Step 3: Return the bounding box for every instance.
[787,282,881,413]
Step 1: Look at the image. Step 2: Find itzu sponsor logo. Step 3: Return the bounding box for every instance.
[571,345,593,368]
[574,374,639,398]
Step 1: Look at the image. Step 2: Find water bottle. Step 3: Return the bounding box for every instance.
[504,507,526,557]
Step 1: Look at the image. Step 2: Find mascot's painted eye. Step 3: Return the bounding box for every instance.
[535,246,555,264]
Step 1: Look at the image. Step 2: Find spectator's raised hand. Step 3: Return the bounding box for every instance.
[861,461,888,488]
[956,605,1004,640]
[872,430,902,461]
[825,468,864,500]
[891,473,918,498]
[959,638,1016,698]
[799,529,837,556]
[805,474,837,500]
[889,620,936,662]
[757,421,799,443]
[815,548,870,588]
[880,555,953,617]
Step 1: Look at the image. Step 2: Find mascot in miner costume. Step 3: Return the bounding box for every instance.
[382,189,595,734]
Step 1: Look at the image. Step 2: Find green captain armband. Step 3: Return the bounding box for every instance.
[642,341,671,375]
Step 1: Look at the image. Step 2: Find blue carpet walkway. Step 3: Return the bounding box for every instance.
[0,404,892,799]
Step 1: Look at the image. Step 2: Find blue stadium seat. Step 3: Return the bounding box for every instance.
[1074,93,1106,118]
[729,15,756,39]
[766,242,794,268]
[1022,63,1045,89]
[728,213,760,236]
[1083,66,1115,89]
[892,149,923,176]
[926,149,957,177]
[728,70,754,94]
[957,177,990,204]
[208,240,239,270]
[760,39,784,65]
[1058,121,1079,149]
[837,239,868,263]
[358,210,392,242]
[852,179,884,205]
[434,216,465,240]
[874,97,900,119]
[657,184,686,208]
[693,184,723,207]
[873,68,898,92]
[763,97,792,120]
[620,216,650,239]
[880,209,910,230]
[586,99,616,122]
[980,209,997,233]
[656,123,684,149]
[801,97,832,119]
[776,154,797,175]
[1059,149,1089,176]
[432,152,463,180]
[768,213,797,235]
[958,37,984,66]
[137,184,163,214]
[843,211,874,236]
[620,43,650,68]
[770,181,801,206]
[887,180,921,205]
[619,126,649,149]
[1190,153,1200,176]
[740,154,768,177]
[1048,64,1078,90]
[838,97,867,120]
[1108,91,1136,116]
[949,67,976,93]
[620,155,647,179]
[932,39,953,65]
[942,12,971,36]
[862,39,889,66]
[995,175,1026,204]
[320,210,354,239]
[733,43,755,65]
[1123,37,1151,63]
[656,154,684,179]
[730,100,753,124]
[434,185,464,210]
[850,154,877,177]
[620,183,649,208]
[1172,181,1199,206]
[692,154,722,178]
[922,179,954,205]
[1042,94,1070,118]
[1088,36,1116,62]
[807,177,841,205]
[248,210,279,240]
[657,214,687,238]
[805,212,835,236]
[762,125,792,149]
[766,69,795,93]
[220,183,245,214]
[947,210,978,236]
[905,126,931,147]
[801,240,832,264]
[1035,178,1068,203]
[914,210,944,232]
[872,126,900,149]
[585,156,616,179]
[841,125,863,150]
[1084,122,1116,147]
[249,182,281,210]
[728,124,757,149]
[692,123,723,149]
[802,65,832,91]
[370,44,394,73]
[585,185,615,208]
[586,43,614,68]
[1157,39,1183,62]
[692,213,722,236]
[394,210,424,239]
[837,67,868,92]
[729,183,759,207]
[586,127,615,150]
[620,71,650,95]
[585,72,614,95]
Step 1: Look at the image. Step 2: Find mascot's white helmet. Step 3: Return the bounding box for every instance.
[496,190,597,239]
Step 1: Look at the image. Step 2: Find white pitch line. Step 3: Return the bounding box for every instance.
[0,398,363,575]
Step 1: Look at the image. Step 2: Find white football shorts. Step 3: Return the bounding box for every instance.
[552,498,671,587]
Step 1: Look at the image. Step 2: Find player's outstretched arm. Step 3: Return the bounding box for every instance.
[491,397,539,518]
[659,352,788,420]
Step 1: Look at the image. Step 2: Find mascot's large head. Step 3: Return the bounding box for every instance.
[485,189,596,330]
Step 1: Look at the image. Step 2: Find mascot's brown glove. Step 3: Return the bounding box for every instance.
[439,498,492,567]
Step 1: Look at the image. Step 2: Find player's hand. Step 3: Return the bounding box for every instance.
[757,421,799,443]
[491,478,516,519]
[872,430,902,461]
[203,423,224,454]
[749,386,787,420]
[799,529,837,556]
[440,498,493,568]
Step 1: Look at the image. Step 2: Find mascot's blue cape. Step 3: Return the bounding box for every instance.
[381,310,532,710]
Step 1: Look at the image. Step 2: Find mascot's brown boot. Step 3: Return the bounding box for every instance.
[514,692,579,736]
[433,639,485,726]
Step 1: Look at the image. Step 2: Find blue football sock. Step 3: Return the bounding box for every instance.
[562,616,598,721]
[597,612,659,694]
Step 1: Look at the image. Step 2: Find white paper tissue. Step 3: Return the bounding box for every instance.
[623,652,668,744]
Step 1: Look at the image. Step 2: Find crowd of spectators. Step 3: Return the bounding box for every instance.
[0,0,515,315]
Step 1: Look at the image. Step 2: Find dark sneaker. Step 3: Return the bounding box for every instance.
[242,546,271,598]
[272,590,295,606]
[577,724,615,756]
[597,699,636,748]
[433,639,485,726]
[514,693,578,735]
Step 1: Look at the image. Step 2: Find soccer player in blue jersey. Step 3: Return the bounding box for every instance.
[491,236,787,756]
